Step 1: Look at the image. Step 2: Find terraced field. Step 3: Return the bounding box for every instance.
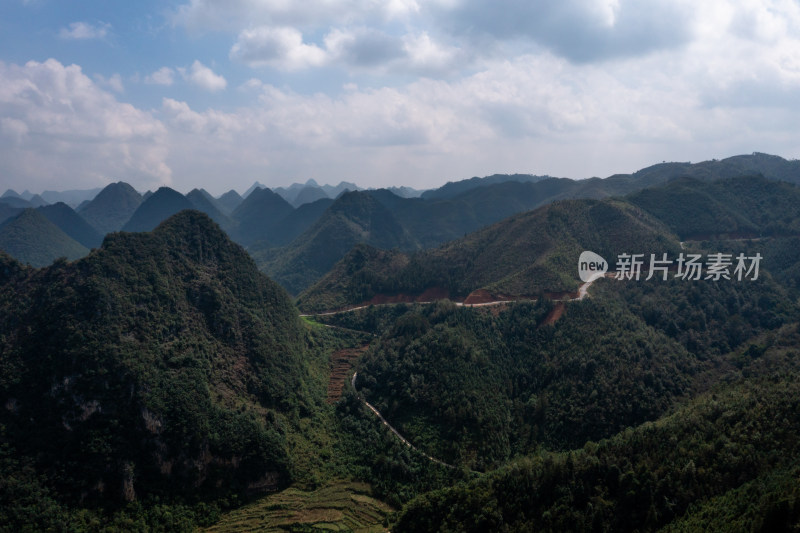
[204,481,393,532]
[328,346,369,404]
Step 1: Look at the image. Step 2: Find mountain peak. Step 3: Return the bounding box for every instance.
[0,208,89,267]
[78,181,142,235]
[121,187,193,233]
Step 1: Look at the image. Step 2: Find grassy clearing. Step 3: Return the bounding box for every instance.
[203,481,394,532]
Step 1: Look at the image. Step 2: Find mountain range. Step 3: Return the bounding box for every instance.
[3,153,800,530]
[4,153,800,288]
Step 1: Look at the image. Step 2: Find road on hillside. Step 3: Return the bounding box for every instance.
[301,276,601,317]
[351,372,456,469]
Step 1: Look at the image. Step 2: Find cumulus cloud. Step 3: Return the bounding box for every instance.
[230,27,327,70]
[179,60,227,91]
[146,67,176,86]
[230,25,467,76]
[58,21,110,40]
[436,0,695,63]
[7,1,800,193]
[0,59,170,190]
[324,28,406,67]
[151,22,800,191]
[93,73,124,93]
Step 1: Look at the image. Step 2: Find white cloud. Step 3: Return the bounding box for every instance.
[145,67,176,86]
[401,32,466,74]
[151,30,800,191]
[162,97,248,139]
[180,60,227,92]
[230,27,327,70]
[58,21,110,40]
[93,73,124,93]
[0,59,170,190]
[230,25,468,76]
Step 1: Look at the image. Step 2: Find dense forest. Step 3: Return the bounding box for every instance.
[2,156,800,531]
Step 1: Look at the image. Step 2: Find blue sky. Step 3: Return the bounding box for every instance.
[1,0,799,196]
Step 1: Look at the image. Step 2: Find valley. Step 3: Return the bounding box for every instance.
[2,153,800,531]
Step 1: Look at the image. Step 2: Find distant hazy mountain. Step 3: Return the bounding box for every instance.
[0,209,89,267]
[0,196,34,209]
[421,173,551,200]
[243,181,269,198]
[25,195,49,208]
[231,187,295,246]
[384,186,425,198]
[78,182,142,235]
[121,187,194,233]
[2,189,26,200]
[321,181,361,198]
[273,179,319,204]
[369,178,584,248]
[268,197,335,247]
[38,202,104,249]
[216,189,244,214]
[0,204,23,225]
[40,187,103,207]
[186,188,235,231]
[253,190,418,295]
[291,185,328,207]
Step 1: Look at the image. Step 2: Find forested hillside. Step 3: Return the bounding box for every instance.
[0,211,323,528]
[299,174,800,312]
[394,324,800,532]
[298,198,679,311]
[3,154,800,531]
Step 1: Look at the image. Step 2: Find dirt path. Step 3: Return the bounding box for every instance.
[304,277,601,319]
[327,346,369,404]
[351,372,456,469]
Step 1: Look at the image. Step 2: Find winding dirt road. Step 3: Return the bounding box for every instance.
[320,276,604,465]
[303,276,601,318]
[351,372,456,469]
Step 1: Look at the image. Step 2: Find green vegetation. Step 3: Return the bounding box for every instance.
[333,270,793,472]
[0,208,89,267]
[0,211,319,527]
[186,189,236,234]
[628,175,800,240]
[393,324,800,532]
[299,198,679,312]
[5,159,800,530]
[253,191,418,296]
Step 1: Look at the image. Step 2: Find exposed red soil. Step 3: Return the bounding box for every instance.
[463,289,495,304]
[327,346,369,404]
[542,301,566,326]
